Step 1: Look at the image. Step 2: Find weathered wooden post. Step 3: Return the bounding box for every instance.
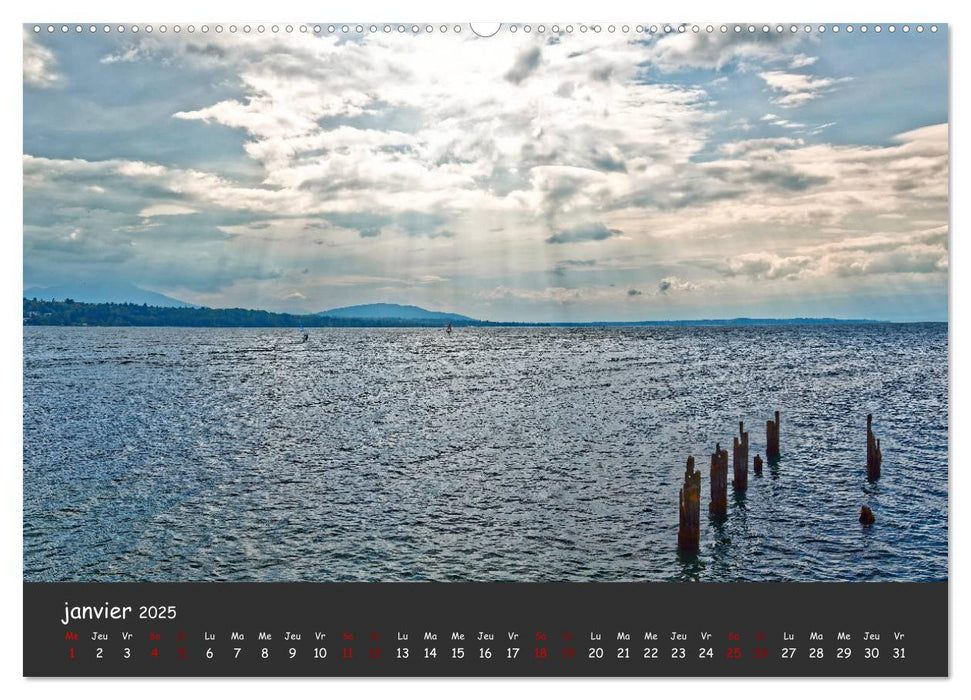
[866,414,882,480]
[678,457,701,552]
[766,411,780,460]
[732,422,749,491]
[709,443,729,518]
[860,505,875,525]
[753,454,764,475]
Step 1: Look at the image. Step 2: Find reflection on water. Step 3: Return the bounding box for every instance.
[23,324,948,582]
[677,550,706,582]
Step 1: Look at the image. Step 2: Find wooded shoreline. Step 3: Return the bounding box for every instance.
[22,298,907,329]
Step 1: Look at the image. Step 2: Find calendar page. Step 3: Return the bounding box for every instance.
[22,20,948,677]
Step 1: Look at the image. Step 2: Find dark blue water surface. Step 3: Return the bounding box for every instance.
[23,324,948,582]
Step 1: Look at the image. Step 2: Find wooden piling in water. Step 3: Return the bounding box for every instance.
[866,414,882,480]
[766,411,780,460]
[709,443,729,518]
[860,505,875,525]
[733,422,749,492]
[678,456,701,552]
[753,454,763,475]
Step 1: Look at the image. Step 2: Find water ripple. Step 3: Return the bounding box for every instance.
[23,324,948,582]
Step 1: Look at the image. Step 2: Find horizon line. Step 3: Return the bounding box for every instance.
[22,297,947,325]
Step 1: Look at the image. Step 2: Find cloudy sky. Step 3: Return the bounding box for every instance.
[23,25,948,321]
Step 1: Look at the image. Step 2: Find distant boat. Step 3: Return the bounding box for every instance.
[446,322,453,335]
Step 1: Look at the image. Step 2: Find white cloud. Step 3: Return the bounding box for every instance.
[759,71,851,106]
[656,276,698,294]
[139,204,199,217]
[719,137,804,156]
[646,30,804,71]
[789,53,818,69]
[725,253,814,280]
[23,31,60,88]
[161,31,715,231]
[100,45,153,64]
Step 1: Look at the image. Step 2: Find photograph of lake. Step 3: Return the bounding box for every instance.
[23,25,948,583]
[23,323,947,582]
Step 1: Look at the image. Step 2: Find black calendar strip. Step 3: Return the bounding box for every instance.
[24,582,947,677]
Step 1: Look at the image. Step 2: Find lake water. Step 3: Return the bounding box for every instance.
[23,324,948,582]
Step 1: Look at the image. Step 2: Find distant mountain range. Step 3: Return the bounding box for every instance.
[21,288,901,326]
[24,282,194,308]
[317,303,474,322]
[22,296,906,328]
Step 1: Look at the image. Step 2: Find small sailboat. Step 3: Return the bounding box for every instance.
[445,322,453,335]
